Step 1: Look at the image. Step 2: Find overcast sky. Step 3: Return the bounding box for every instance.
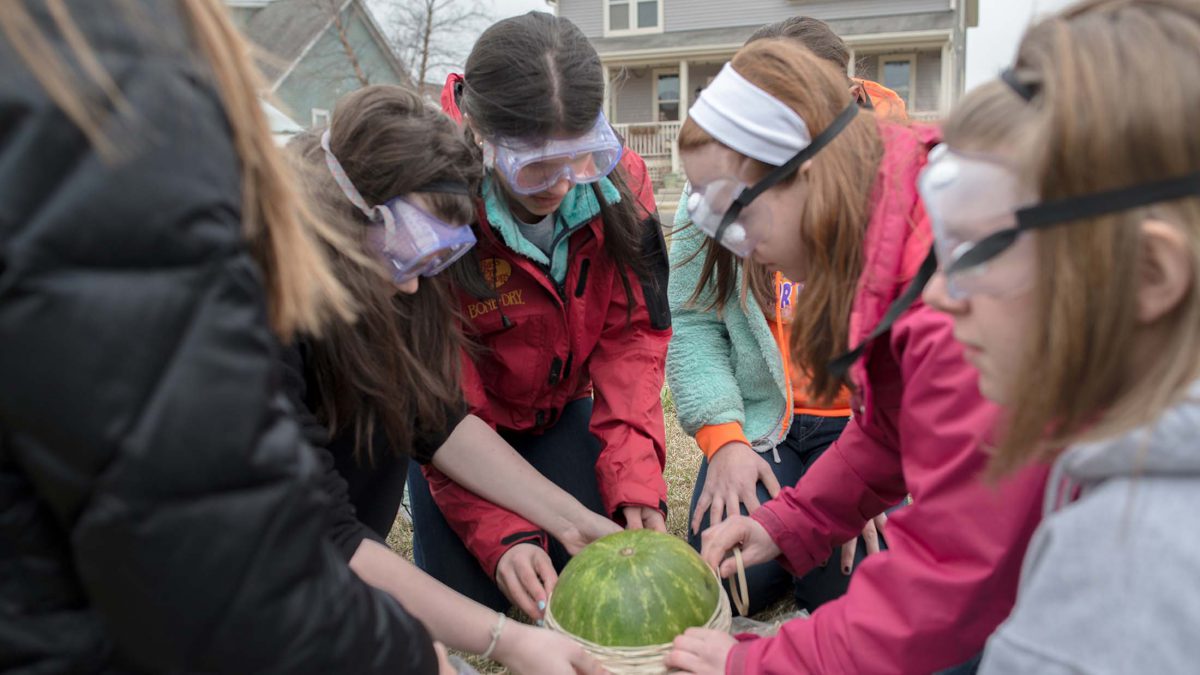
[460,0,1079,91]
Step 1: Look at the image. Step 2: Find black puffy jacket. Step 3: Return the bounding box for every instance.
[0,2,435,672]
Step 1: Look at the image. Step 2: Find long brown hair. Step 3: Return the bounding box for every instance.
[0,0,358,340]
[967,0,1200,474]
[288,85,478,463]
[678,39,883,402]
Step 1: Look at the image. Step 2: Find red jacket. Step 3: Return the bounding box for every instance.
[426,75,672,576]
[729,123,1050,674]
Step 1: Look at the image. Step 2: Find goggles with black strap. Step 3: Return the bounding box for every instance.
[684,62,861,258]
[828,68,1200,377]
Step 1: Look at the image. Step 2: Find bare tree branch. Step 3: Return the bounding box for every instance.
[331,5,371,86]
[373,0,493,90]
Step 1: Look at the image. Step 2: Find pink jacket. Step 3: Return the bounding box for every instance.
[728,123,1050,674]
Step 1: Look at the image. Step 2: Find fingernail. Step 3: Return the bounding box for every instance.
[537,600,546,611]
[842,565,851,575]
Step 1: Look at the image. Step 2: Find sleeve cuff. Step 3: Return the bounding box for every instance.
[695,422,750,461]
[751,502,809,577]
[483,530,549,578]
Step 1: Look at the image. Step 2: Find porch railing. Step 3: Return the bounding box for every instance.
[613,121,682,185]
[614,120,682,158]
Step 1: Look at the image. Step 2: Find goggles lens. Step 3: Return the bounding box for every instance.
[918,144,1037,299]
[685,178,764,258]
[486,113,624,195]
[369,198,476,283]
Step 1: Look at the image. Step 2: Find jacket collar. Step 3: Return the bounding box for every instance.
[847,122,940,387]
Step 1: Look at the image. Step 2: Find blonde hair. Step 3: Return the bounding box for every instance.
[678,39,883,402]
[0,0,359,339]
[964,0,1200,474]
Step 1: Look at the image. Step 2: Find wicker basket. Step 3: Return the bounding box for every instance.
[543,565,735,675]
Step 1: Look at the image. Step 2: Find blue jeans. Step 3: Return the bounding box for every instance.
[688,414,880,615]
[406,398,606,611]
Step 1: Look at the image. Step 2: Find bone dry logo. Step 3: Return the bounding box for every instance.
[481,258,512,289]
[470,258,525,319]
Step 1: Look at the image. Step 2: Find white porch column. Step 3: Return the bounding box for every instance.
[940,42,953,114]
[603,64,612,120]
[847,49,857,78]
[674,59,689,174]
[678,59,690,120]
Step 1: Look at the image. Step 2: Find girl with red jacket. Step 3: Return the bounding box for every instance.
[406,11,673,622]
[663,40,1048,674]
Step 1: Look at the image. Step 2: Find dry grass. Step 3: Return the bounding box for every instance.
[388,388,793,673]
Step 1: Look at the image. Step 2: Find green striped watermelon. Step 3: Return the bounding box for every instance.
[549,529,721,647]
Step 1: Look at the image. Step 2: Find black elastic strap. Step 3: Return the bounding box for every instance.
[715,101,861,242]
[419,180,472,195]
[1017,170,1200,230]
[828,245,939,379]
[1000,68,1036,102]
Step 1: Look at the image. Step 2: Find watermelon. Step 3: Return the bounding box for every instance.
[548,529,721,647]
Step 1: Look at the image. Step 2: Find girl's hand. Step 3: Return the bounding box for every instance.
[434,641,457,675]
[699,515,780,578]
[495,543,557,619]
[664,628,737,674]
[622,505,667,533]
[839,512,887,575]
[555,512,622,555]
[691,442,782,535]
[495,623,609,675]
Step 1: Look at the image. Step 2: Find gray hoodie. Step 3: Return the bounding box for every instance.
[980,383,1200,674]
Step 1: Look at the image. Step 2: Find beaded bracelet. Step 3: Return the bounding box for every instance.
[480,612,507,660]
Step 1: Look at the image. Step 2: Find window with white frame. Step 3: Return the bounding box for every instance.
[655,71,680,122]
[607,0,660,34]
[878,54,916,109]
[311,108,331,128]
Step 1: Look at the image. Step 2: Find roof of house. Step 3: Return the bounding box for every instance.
[591,11,955,59]
[242,0,409,87]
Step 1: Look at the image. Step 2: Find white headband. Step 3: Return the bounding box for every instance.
[688,63,811,166]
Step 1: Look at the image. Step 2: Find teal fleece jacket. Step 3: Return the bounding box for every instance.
[664,191,789,453]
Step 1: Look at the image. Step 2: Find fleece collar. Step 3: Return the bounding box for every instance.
[482,172,621,283]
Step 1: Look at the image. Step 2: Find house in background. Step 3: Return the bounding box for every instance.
[554,0,978,181]
[226,0,410,129]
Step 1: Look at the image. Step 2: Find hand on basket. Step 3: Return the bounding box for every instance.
[434,641,457,675]
[496,543,557,620]
[699,515,780,579]
[664,628,737,675]
[496,622,609,675]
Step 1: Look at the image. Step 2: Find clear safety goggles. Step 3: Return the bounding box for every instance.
[322,130,476,283]
[482,113,623,195]
[364,196,477,283]
[918,144,1038,299]
[686,101,859,258]
[920,142,1200,300]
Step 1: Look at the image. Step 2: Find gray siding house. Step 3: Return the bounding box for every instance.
[555,0,977,179]
[226,0,410,132]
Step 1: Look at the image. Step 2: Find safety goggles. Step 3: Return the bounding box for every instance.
[830,67,1200,377]
[921,143,1200,299]
[321,130,476,283]
[686,101,860,258]
[482,113,623,195]
[918,144,1039,299]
